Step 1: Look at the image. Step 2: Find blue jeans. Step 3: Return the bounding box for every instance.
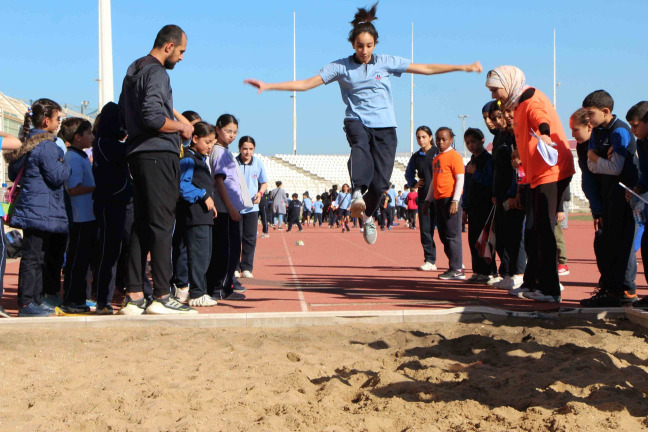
[274,214,285,228]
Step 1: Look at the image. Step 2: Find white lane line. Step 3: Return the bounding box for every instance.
[281,235,308,312]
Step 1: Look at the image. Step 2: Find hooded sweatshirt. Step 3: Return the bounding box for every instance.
[118,55,180,155]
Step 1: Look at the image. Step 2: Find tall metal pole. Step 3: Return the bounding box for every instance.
[98,0,114,110]
[409,22,414,154]
[458,115,469,159]
[553,28,556,109]
[292,11,297,155]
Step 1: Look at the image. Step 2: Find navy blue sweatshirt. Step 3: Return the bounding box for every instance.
[92,102,132,204]
[118,55,180,155]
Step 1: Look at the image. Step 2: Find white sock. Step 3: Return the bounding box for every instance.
[362,214,372,223]
[352,190,362,199]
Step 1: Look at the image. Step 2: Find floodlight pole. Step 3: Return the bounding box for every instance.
[292,11,297,155]
[458,115,469,159]
[98,0,114,109]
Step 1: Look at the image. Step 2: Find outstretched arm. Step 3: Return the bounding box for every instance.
[406,61,482,75]
[244,75,325,94]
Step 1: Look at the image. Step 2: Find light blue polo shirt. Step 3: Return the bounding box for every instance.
[237,155,268,214]
[64,147,95,223]
[319,54,411,128]
[387,188,397,208]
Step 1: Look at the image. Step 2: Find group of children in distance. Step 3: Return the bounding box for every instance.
[0,96,262,317]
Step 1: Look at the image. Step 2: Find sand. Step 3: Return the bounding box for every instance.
[1,317,648,431]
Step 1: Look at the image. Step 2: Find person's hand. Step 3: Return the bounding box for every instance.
[253,192,262,204]
[449,201,458,215]
[205,196,215,212]
[626,189,633,202]
[415,179,425,188]
[244,79,268,94]
[462,211,468,225]
[607,146,614,159]
[507,198,518,210]
[466,163,476,174]
[180,123,194,141]
[557,211,565,223]
[465,61,483,73]
[492,197,498,205]
[593,217,603,231]
[421,201,430,216]
[229,208,241,222]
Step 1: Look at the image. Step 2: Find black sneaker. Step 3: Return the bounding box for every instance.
[439,269,466,280]
[620,291,639,305]
[579,289,621,307]
[218,290,246,301]
[0,305,11,318]
[59,303,91,314]
[233,284,247,294]
[635,296,648,308]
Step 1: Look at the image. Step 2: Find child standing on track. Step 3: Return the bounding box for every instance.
[178,122,218,307]
[208,114,252,301]
[302,192,313,226]
[423,127,465,280]
[245,2,481,245]
[313,195,324,227]
[462,127,495,283]
[406,186,418,229]
[335,183,352,232]
[287,193,303,232]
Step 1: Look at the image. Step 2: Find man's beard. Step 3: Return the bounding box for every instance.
[164,59,177,70]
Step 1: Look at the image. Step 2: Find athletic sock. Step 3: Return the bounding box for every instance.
[362,214,372,224]
[352,190,362,200]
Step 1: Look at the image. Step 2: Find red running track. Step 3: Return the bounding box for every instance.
[1,218,645,316]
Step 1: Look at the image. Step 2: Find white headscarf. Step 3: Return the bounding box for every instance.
[485,65,530,110]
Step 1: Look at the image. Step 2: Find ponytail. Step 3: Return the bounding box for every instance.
[348,2,379,44]
[21,111,32,141]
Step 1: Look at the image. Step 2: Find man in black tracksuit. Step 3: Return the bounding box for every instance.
[118,25,195,315]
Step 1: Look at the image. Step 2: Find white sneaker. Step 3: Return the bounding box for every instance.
[350,191,366,219]
[487,276,503,286]
[146,295,198,314]
[188,294,218,307]
[493,276,514,290]
[234,271,241,278]
[419,262,437,271]
[174,286,189,304]
[241,270,254,279]
[512,275,524,289]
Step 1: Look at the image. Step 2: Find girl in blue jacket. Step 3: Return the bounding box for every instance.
[4,98,71,317]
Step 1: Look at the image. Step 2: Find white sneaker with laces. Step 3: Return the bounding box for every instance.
[188,294,218,307]
[241,270,254,279]
[146,296,198,314]
[350,191,366,219]
[419,262,437,271]
[512,275,524,289]
[234,270,241,278]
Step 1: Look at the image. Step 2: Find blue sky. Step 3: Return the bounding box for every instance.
[2,1,646,155]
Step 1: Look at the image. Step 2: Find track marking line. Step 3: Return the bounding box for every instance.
[338,235,405,266]
[281,235,309,312]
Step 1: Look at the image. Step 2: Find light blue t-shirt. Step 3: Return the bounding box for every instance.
[400,191,409,207]
[335,192,352,210]
[387,188,397,208]
[319,54,411,128]
[313,201,324,214]
[237,155,268,214]
[64,147,95,223]
[303,197,313,211]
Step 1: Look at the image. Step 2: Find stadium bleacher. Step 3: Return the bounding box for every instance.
[253,151,588,212]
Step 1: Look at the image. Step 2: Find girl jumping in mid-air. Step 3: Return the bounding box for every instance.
[245,2,481,245]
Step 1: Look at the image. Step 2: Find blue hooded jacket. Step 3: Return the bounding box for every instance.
[4,130,71,233]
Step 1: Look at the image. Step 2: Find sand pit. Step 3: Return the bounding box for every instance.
[1,317,648,431]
